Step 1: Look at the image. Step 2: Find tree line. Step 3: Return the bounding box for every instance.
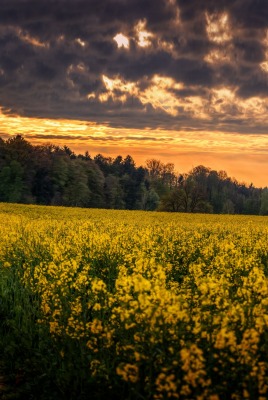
[0,135,267,215]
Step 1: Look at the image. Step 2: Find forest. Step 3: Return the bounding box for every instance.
[0,135,267,215]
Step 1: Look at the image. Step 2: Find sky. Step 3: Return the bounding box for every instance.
[0,0,268,187]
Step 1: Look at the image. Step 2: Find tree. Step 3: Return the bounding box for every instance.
[0,160,24,202]
[94,154,113,176]
[122,155,136,175]
[179,175,205,213]
[222,199,235,214]
[62,159,91,207]
[104,175,125,209]
[162,163,176,188]
[4,135,35,202]
[146,159,164,180]
[0,137,5,169]
[31,144,55,204]
[145,159,176,197]
[160,171,212,213]
[260,188,268,215]
[143,189,160,211]
[85,160,105,208]
[51,156,69,205]
[159,188,185,212]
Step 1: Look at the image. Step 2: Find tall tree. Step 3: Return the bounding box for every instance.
[104,175,125,209]
[260,188,268,215]
[0,160,24,203]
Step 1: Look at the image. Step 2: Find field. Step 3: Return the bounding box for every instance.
[1,203,268,399]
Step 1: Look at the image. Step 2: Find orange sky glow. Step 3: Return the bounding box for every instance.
[1,110,268,187]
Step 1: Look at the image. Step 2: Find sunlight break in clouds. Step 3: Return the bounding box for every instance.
[75,38,86,47]
[113,21,153,49]
[98,74,268,125]
[261,61,268,72]
[206,12,232,44]
[135,20,153,47]
[100,74,183,116]
[140,76,183,116]
[100,75,137,103]
[204,47,233,65]
[113,33,129,48]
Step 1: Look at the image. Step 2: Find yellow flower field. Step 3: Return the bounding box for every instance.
[1,203,268,399]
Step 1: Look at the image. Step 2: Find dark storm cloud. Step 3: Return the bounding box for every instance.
[0,0,267,131]
[177,0,268,27]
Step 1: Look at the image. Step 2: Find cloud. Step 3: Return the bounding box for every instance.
[0,0,267,132]
[27,133,164,142]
